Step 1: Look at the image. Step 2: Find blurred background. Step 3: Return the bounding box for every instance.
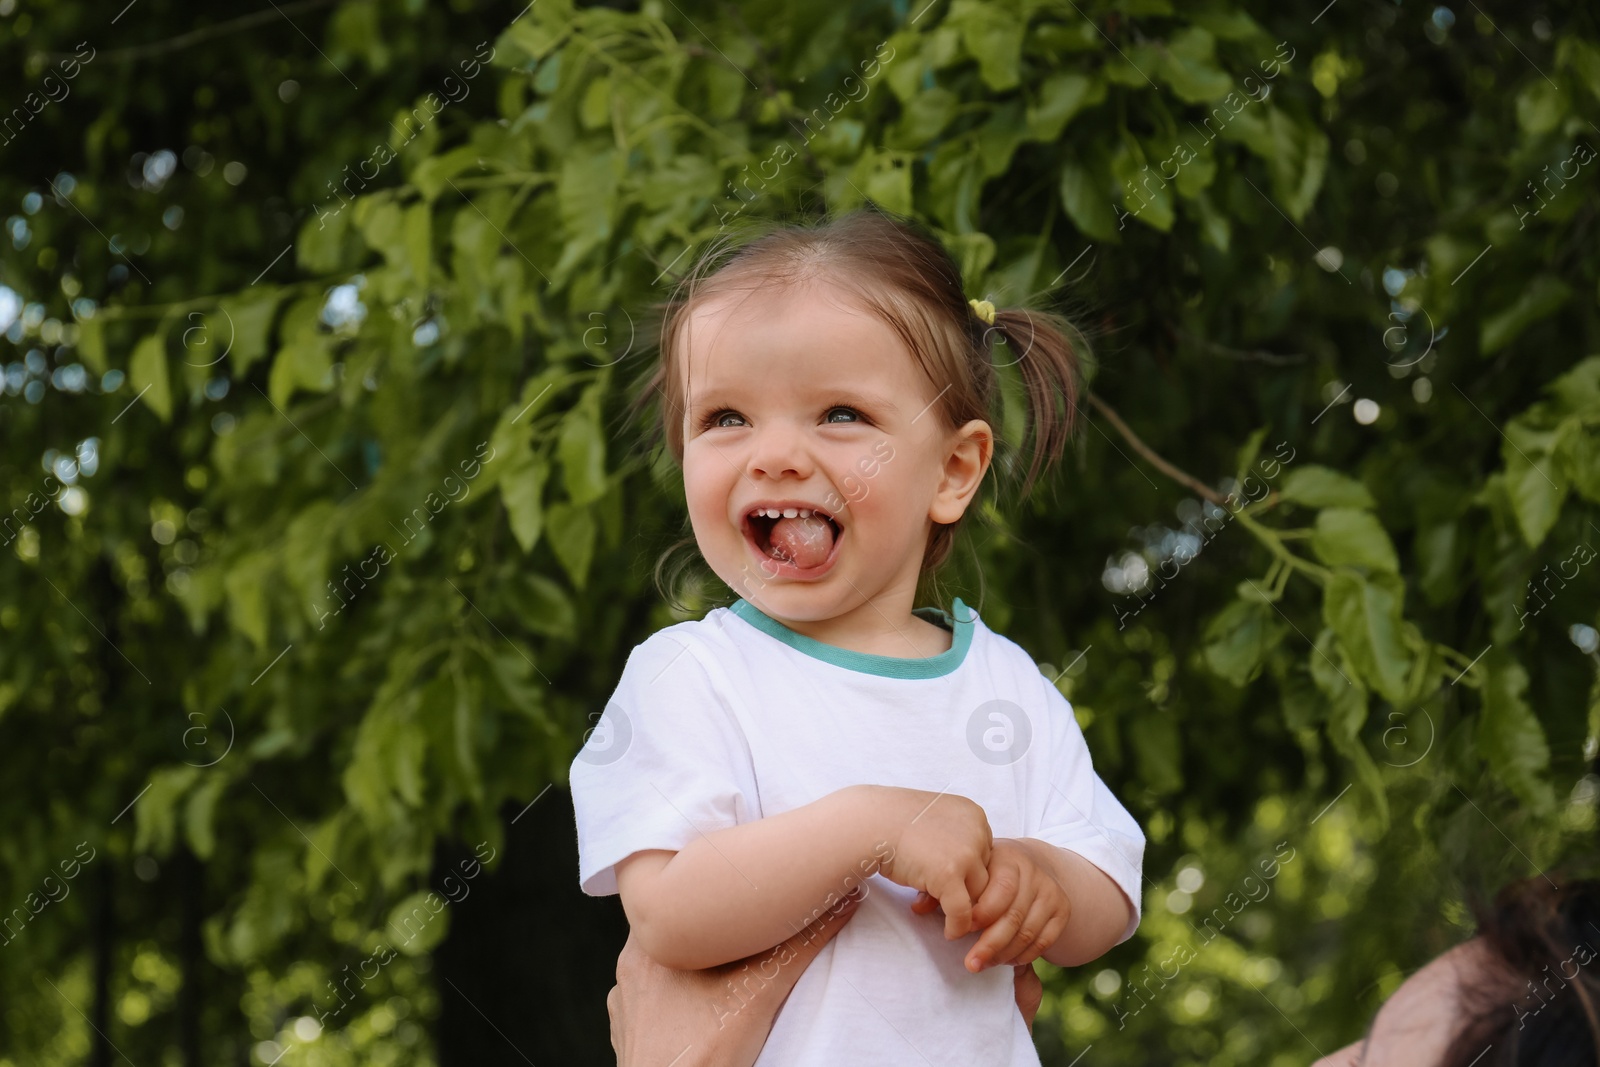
[2,0,1599,1064]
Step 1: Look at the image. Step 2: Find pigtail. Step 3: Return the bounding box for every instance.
[986,307,1086,496]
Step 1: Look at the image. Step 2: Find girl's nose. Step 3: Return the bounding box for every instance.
[747,424,813,481]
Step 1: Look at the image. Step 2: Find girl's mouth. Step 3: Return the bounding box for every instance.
[744,505,844,577]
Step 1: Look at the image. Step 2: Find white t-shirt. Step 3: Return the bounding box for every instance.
[569,597,1145,1067]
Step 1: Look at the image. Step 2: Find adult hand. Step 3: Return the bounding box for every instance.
[608,889,1048,1067]
[1014,963,1044,1034]
[609,889,863,1067]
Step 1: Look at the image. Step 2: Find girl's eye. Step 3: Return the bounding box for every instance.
[703,410,745,429]
[824,407,862,424]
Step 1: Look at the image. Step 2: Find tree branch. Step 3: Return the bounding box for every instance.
[39,0,341,63]
[1084,391,1229,507]
[1174,328,1308,366]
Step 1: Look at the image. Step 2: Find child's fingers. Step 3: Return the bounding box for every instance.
[1012,909,1070,968]
[964,888,1035,972]
[968,860,1021,930]
[937,874,978,940]
[911,890,938,915]
[986,896,1062,968]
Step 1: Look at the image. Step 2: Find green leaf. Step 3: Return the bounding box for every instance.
[356,196,404,266]
[1313,508,1399,573]
[1129,709,1183,794]
[558,399,607,506]
[1059,160,1120,242]
[1112,140,1174,232]
[267,335,334,407]
[224,551,274,650]
[863,155,914,216]
[546,501,595,589]
[411,145,481,202]
[77,317,106,374]
[1192,189,1231,252]
[1314,629,1389,827]
[1026,72,1105,141]
[1267,111,1329,222]
[1502,417,1570,547]
[1479,654,1555,811]
[453,667,483,803]
[554,149,619,278]
[1280,466,1376,509]
[502,454,549,553]
[1322,571,1411,703]
[1156,28,1232,103]
[297,203,352,273]
[1560,425,1600,503]
[1415,520,1460,606]
[890,87,959,146]
[217,289,283,377]
[405,201,431,286]
[1515,79,1568,135]
[1548,355,1600,414]
[387,890,450,955]
[130,333,173,422]
[134,766,201,855]
[303,815,343,892]
[1233,425,1269,488]
[1202,598,1283,687]
[949,0,1023,91]
[1561,37,1600,103]
[1480,275,1571,355]
[184,772,228,860]
[508,573,576,638]
[1192,10,1266,40]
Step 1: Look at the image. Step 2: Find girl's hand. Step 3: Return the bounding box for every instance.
[871,786,993,940]
[959,839,1072,973]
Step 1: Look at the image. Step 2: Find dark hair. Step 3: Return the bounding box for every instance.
[1337,883,1600,1062]
[1432,877,1600,1066]
[631,206,1090,576]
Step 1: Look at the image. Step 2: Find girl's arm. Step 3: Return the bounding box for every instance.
[615,783,993,971]
[1022,839,1134,967]
[954,837,1135,974]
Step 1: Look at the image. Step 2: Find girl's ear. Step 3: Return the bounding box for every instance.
[929,419,994,524]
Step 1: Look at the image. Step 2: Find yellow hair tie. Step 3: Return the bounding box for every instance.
[968,298,996,325]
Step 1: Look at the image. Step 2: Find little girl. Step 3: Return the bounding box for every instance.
[570,209,1144,1066]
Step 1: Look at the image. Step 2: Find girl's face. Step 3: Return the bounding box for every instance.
[677,280,991,631]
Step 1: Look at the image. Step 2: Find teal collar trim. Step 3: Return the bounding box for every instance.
[727,597,976,679]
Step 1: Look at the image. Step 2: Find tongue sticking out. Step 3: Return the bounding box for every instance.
[767,515,836,568]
